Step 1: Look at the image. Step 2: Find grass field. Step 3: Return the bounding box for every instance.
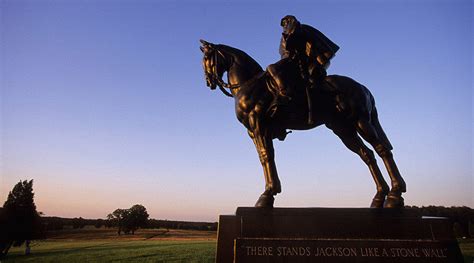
[3,228,474,262]
[459,238,474,263]
[4,240,215,262]
[4,228,216,262]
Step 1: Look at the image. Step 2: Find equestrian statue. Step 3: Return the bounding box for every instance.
[200,15,406,209]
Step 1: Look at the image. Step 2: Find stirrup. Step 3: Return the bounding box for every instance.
[268,100,279,118]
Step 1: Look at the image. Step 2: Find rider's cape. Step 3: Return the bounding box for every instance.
[279,24,340,62]
[301,24,339,58]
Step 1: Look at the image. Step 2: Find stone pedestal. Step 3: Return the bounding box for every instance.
[215,207,463,262]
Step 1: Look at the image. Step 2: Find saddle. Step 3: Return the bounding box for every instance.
[263,71,299,141]
[265,72,287,117]
[265,72,349,139]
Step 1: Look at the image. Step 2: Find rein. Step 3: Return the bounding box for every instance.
[212,50,239,98]
[211,49,263,98]
[218,85,234,98]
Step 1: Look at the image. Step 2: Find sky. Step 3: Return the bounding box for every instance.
[1,0,472,222]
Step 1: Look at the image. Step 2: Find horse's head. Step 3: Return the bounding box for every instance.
[200,39,228,90]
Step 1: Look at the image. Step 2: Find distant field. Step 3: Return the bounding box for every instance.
[4,228,216,262]
[3,228,474,262]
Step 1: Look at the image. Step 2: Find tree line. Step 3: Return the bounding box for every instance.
[41,215,218,232]
[405,205,473,237]
[1,179,472,259]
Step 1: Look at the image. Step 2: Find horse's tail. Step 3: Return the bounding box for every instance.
[370,97,393,150]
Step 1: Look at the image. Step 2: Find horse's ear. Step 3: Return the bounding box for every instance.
[200,46,205,53]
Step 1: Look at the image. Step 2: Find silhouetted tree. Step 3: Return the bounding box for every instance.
[128,205,149,234]
[108,205,149,235]
[113,208,130,235]
[0,180,42,258]
[106,213,116,228]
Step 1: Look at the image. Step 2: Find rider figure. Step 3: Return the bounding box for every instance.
[267,15,339,119]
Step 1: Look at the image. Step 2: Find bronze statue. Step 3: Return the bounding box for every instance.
[200,18,406,209]
[268,15,339,124]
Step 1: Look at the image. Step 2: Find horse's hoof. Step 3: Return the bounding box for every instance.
[255,194,274,208]
[370,192,387,208]
[383,194,404,208]
[370,197,385,208]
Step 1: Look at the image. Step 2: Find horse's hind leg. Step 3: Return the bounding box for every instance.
[377,146,405,208]
[356,115,406,208]
[328,123,389,208]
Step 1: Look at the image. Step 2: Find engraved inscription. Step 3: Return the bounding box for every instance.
[276,246,311,257]
[244,246,273,256]
[236,239,458,262]
[242,245,449,258]
[314,247,357,257]
[421,248,448,258]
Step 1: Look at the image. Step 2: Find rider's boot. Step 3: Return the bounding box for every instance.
[268,78,291,118]
[267,63,291,105]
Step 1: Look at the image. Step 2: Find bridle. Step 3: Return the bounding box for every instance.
[207,48,240,98]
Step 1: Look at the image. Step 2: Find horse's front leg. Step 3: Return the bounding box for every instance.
[248,114,281,208]
[248,130,281,208]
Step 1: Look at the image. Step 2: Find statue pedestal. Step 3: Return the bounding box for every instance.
[215,207,463,263]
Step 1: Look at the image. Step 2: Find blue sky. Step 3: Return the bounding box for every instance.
[1,0,472,221]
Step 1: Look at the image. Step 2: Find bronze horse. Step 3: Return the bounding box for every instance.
[200,40,406,208]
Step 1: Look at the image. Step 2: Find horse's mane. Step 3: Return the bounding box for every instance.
[216,44,263,72]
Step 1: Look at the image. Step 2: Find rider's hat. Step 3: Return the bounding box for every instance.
[280,15,298,26]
